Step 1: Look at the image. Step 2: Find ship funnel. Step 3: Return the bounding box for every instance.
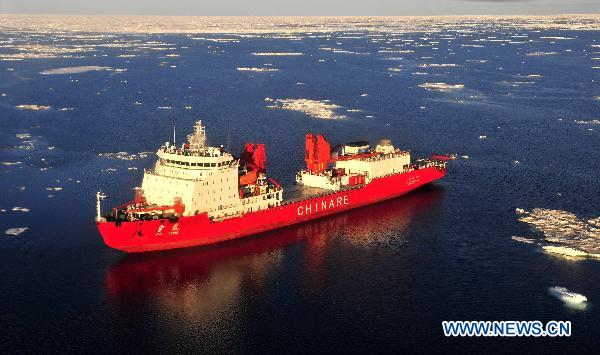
[239,143,266,186]
[240,143,266,173]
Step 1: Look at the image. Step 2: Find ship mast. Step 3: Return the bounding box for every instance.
[187,120,207,151]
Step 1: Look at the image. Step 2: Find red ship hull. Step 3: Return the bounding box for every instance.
[97,166,445,252]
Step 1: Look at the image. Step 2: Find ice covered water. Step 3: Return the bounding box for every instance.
[516,208,600,258]
[0,14,599,353]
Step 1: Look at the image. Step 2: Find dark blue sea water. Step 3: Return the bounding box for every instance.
[0,21,599,353]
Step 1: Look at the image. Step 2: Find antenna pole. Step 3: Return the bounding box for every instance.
[172,115,176,145]
[227,118,231,152]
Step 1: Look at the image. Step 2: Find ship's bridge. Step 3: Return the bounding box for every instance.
[157,149,236,170]
[149,120,239,181]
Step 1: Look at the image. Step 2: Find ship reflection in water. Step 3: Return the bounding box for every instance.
[105,186,444,322]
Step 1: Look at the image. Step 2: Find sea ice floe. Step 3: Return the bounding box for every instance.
[40,66,112,75]
[98,151,151,160]
[191,37,239,42]
[0,43,96,60]
[11,207,30,212]
[331,50,369,55]
[15,104,51,111]
[511,236,537,244]
[543,246,598,259]
[548,286,588,308]
[418,63,458,68]
[540,36,575,40]
[236,67,279,72]
[266,98,345,120]
[251,52,303,56]
[516,208,600,259]
[526,51,559,56]
[5,227,28,236]
[378,49,414,53]
[574,120,600,125]
[418,83,464,92]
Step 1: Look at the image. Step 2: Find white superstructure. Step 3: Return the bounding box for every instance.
[296,139,411,190]
[139,121,282,220]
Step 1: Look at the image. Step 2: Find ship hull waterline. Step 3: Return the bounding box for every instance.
[97,166,445,253]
